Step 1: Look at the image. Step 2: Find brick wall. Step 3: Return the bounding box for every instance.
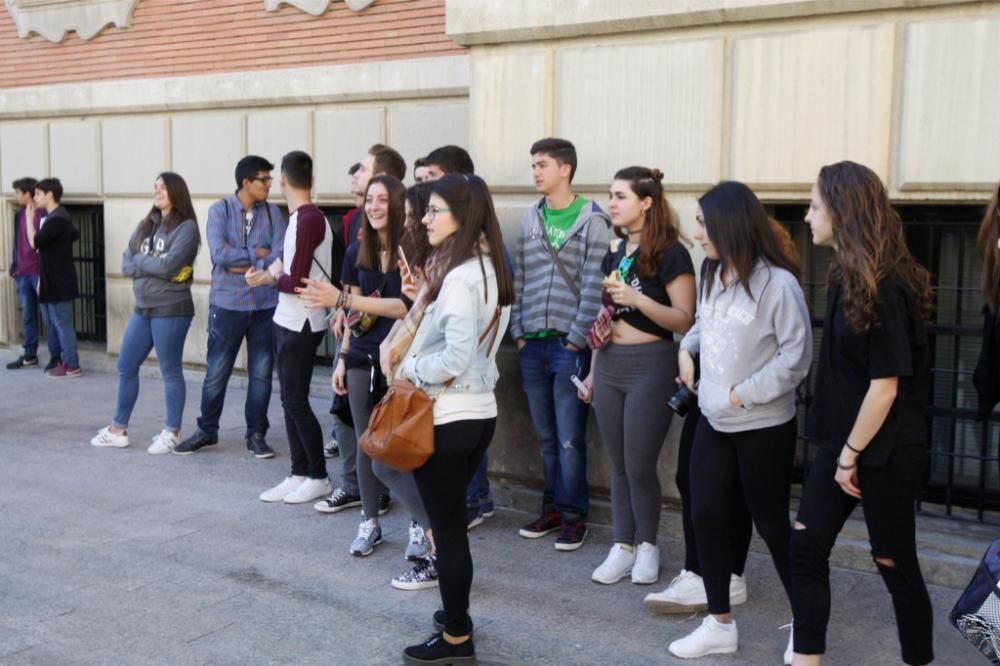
[0,0,464,89]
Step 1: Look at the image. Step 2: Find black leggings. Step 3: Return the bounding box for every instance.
[676,404,752,576]
[414,418,496,638]
[790,448,933,664]
[690,417,796,614]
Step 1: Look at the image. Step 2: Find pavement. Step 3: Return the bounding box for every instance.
[0,345,983,665]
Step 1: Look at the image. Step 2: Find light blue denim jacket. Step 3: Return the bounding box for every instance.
[401,255,511,395]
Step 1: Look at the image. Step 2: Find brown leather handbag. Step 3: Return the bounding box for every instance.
[359,307,502,472]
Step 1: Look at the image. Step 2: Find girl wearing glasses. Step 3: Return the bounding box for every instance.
[789,161,934,666]
[393,173,513,666]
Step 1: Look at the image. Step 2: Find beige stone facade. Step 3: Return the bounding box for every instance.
[2,0,999,500]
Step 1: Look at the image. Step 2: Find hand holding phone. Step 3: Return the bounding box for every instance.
[397,246,412,279]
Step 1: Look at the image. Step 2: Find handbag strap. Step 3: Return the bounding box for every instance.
[536,211,581,300]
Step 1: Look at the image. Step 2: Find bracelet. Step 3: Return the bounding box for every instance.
[837,456,857,471]
[844,441,863,454]
[335,289,346,309]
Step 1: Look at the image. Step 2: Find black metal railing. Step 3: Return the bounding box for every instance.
[771,203,999,522]
[67,205,106,343]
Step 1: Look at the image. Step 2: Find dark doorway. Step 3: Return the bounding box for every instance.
[66,204,106,343]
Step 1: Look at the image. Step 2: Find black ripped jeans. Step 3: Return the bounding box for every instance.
[790,447,933,665]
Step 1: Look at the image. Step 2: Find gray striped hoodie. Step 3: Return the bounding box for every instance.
[510,197,610,348]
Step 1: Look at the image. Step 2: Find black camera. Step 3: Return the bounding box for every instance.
[668,383,698,417]
[668,353,699,417]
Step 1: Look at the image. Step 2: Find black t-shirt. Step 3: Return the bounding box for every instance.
[341,240,402,357]
[599,240,694,339]
[808,274,930,467]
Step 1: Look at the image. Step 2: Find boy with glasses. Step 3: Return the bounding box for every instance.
[175,155,286,459]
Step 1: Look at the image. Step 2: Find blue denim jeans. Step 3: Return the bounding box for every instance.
[465,453,493,509]
[15,274,59,358]
[196,305,275,439]
[113,313,193,431]
[518,338,590,521]
[40,300,78,368]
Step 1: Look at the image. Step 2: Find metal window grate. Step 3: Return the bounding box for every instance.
[67,205,106,343]
[770,203,999,523]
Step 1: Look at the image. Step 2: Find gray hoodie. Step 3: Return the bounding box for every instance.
[122,212,200,315]
[509,197,610,348]
[680,260,812,433]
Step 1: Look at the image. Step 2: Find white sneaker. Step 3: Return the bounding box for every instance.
[283,477,333,504]
[644,569,706,613]
[782,622,793,665]
[668,615,738,659]
[730,573,748,606]
[91,426,130,449]
[147,429,179,455]
[591,543,636,584]
[632,542,660,584]
[405,521,431,561]
[259,475,306,502]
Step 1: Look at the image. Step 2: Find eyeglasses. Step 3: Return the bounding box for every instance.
[253,176,274,184]
[427,205,451,220]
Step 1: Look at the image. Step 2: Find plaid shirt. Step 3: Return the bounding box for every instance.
[206,194,287,312]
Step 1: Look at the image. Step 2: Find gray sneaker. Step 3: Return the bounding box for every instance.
[405,521,431,561]
[349,518,382,557]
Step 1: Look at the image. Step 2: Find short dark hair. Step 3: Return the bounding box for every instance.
[413,157,427,170]
[280,151,313,190]
[530,137,577,182]
[423,145,474,175]
[369,144,406,181]
[348,162,361,176]
[34,177,63,203]
[12,177,37,194]
[235,155,274,190]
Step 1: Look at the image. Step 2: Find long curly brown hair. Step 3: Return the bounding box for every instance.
[816,161,934,331]
[976,181,1000,313]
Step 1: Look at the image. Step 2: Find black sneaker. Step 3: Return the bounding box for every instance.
[432,610,474,636]
[246,433,275,459]
[324,439,340,458]
[43,355,61,372]
[378,493,391,516]
[402,632,475,665]
[518,510,561,538]
[313,487,362,513]
[554,520,588,551]
[6,355,38,369]
[173,430,218,455]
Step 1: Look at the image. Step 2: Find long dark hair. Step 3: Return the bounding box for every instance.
[697,181,800,301]
[357,175,405,272]
[612,166,681,278]
[426,174,514,306]
[133,172,199,251]
[402,181,433,270]
[816,161,934,330]
[977,181,1000,313]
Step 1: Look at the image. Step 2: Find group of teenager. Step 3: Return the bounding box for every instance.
[7,132,957,665]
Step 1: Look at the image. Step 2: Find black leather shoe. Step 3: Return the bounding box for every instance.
[173,430,218,455]
[247,432,275,459]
